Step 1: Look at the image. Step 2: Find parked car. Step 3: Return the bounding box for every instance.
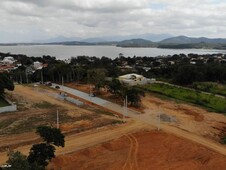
[89,93,96,97]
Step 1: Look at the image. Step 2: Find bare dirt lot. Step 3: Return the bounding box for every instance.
[49,130,226,170]
[142,94,226,142]
[66,83,226,142]
[2,83,226,169]
[0,85,122,154]
[0,120,146,164]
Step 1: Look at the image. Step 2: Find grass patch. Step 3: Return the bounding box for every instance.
[110,120,124,125]
[10,117,44,134]
[32,101,56,109]
[95,109,115,117]
[0,97,10,107]
[192,82,226,97]
[0,116,44,135]
[141,83,226,114]
[81,105,116,117]
[0,111,102,135]
[0,119,16,129]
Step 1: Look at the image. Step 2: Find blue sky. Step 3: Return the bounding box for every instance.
[0,0,226,43]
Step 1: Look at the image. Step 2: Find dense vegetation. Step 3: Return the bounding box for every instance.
[0,73,14,96]
[142,83,226,113]
[191,82,226,97]
[2,51,226,109]
[3,51,226,86]
[107,78,145,106]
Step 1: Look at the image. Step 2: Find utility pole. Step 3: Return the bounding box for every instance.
[57,109,59,129]
[25,69,28,84]
[89,84,92,102]
[41,69,43,84]
[123,98,125,122]
[126,95,128,118]
[157,111,161,131]
[20,74,22,84]
[123,95,127,123]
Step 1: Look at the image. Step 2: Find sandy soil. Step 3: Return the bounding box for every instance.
[0,120,147,164]
[65,83,226,142]
[0,85,122,155]
[142,94,226,141]
[2,83,226,169]
[49,130,226,170]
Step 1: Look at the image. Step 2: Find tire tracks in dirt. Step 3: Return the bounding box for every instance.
[123,134,139,170]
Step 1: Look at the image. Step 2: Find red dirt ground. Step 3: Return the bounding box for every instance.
[49,130,226,170]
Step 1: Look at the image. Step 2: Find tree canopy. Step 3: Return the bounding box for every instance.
[27,143,55,167]
[108,78,122,96]
[124,87,145,107]
[0,73,14,95]
[27,126,65,168]
[6,151,30,170]
[36,126,65,147]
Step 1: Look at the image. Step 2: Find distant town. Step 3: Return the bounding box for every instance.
[1,51,226,85]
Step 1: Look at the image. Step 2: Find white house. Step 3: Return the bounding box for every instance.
[118,73,149,86]
[33,61,43,70]
[0,57,16,65]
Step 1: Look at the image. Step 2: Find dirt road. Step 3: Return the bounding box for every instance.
[0,84,126,163]
[49,130,226,170]
[55,84,226,156]
[0,121,149,164]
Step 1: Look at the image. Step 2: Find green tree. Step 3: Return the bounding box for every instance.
[27,126,65,168]
[221,135,226,144]
[123,87,145,107]
[0,73,14,95]
[6,151,30,170]
[108,78,122,96]
[27,143,55,168]
[173,65,204,85]
[36,126,65,147]
[74,67,87,83]
[87,68,107,90]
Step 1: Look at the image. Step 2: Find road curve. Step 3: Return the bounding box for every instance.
[53,83,226,156]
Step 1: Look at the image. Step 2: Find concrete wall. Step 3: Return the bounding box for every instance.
[0,97,17,113]
[0,105,17,113]
[65,97,83,106]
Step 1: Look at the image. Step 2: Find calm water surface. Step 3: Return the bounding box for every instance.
[0,45,225,60]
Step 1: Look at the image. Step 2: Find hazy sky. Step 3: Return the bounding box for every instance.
[1,0,226,43]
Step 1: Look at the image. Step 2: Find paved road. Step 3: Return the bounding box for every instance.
[52,83,226,156]
[52,83,110,105]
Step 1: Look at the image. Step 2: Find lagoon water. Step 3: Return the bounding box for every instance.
[0,45,226,60]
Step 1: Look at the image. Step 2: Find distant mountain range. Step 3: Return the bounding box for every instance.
[116,38,157,47]
[160,36,226,44]
[2,35,226,50]
[158,36,226,49]
[115,36,226,49]
[34,33,172,43]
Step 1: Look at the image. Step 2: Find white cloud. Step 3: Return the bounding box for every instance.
[0,0,226,42]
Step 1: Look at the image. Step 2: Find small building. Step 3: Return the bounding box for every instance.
[0,57,16,65]
[33,61,43,70]
[118,73,148,86]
